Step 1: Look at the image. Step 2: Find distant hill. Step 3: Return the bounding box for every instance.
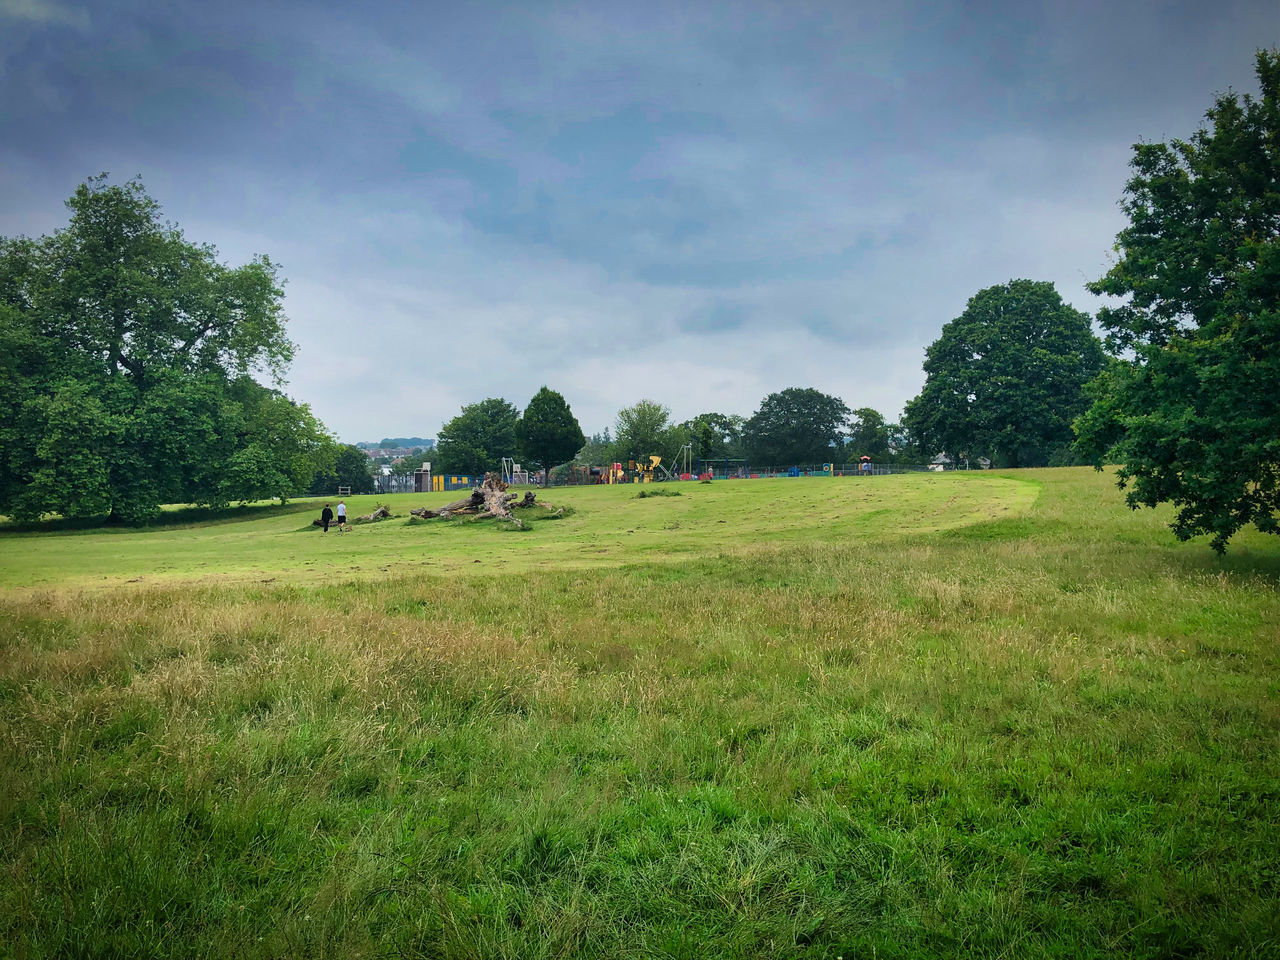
[355,438,435,450]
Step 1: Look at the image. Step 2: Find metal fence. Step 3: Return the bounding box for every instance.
[542,461,941,486]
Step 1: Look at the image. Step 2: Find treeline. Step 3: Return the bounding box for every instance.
[579,393,913,471]
[418,388,917,480]
[0,178,342,523]
[425,285,1106,475]
[4,54,1275,548]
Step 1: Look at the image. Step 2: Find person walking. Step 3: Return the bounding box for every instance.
[336,499,348,532]
[320,504,334,533]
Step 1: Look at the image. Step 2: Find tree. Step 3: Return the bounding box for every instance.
[1075,51,1280,551]
[613,399,674,464]
[573,429,613,466]
[902,280,1104,468]
[887,421,923,462]
[846,407,891,460]
[211,378,333,505]
[678,412,745,463]
[518,386,585,470]
[310,443,376,496]
[743,388,850,465]
[435,398,520,476]
[0,176,304,521]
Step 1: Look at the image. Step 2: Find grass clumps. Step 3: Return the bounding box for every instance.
[634,487,682,498]
[1,470,1278,956]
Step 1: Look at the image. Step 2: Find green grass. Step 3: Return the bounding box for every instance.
[0,473,1036,589]
[0,468,1277,958]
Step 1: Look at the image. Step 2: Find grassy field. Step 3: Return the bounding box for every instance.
[0,473,1035,589]
[1,468,1277,958]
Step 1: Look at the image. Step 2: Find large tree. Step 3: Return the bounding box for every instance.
[573,429,613,466]
[309,443,376,496]
[743,388,850,466]
[0,176,317,521]
[435,397,520,476]
[1075,51,1280,551]
[518,386,585,470]
[613,399,675,464]
[846,407,891,460]
[677,412,745,463]
[903,280,1104,467]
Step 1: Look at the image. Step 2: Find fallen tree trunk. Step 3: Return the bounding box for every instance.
[408,476,565,528]
[410,491,482,519]
[516,490,563,516]
[478,473,521,528]
[409,474,541,526]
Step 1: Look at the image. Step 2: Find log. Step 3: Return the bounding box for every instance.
[410,490,483,519]
[409,474,552,528]
[512,490,562,515]
[353,505,392,523]
[477,472,521,527]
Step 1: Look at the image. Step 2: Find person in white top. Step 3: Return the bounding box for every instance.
[336,500,348,532]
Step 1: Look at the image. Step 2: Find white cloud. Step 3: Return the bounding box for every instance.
[0,0,89,30]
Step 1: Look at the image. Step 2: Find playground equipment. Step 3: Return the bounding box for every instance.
[628,456,663,483]
[586,462,625,484]
[674,443,693,477]
[501,457,530,485]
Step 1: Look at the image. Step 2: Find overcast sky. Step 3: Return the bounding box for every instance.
[2,0,1275,441]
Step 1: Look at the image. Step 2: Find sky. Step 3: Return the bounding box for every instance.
[2,0,1276,442]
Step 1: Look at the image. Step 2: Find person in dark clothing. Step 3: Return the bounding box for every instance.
[320,504,334,533]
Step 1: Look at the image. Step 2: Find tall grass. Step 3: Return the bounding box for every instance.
[0,469,1277,958]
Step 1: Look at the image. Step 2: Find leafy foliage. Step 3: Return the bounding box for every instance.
[846,407,891,460]
[0,176,326,521]
[743,388,850,465]
[435,398,520,476]
[903,280,1104,467]
[613,399,674,464]
[517,386,585,471]
[309,444,376,496]
[1076,51,1280,551]
[572,430,614,467]
[677,412,745,463]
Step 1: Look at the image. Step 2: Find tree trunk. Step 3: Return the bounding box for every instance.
[408,474,561,527]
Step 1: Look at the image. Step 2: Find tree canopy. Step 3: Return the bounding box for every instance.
[518,386,585,471]
[309,444,376,496]
[0,176,327,521]
[573,430,613,467]
[846,407,891,460]
[613,399,674,464]
[743,388,849,465]
[677,412,745,463]
[1075,51,1280,551]
[903,280,1104,467]
[435,398,520,476]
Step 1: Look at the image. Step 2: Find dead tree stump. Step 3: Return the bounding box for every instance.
[410,473,522,526]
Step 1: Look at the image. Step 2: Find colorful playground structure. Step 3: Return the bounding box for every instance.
[408,458,927,494]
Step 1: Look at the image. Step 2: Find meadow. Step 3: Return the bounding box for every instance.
[0,468,1277,958]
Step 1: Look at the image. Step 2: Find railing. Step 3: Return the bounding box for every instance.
[543,462,938,485]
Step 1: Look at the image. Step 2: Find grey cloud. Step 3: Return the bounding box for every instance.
[1,0,1275,442]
